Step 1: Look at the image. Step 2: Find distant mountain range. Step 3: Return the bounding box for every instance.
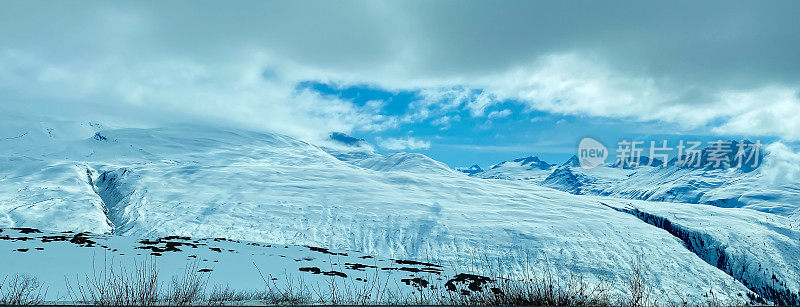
[461,142,800,220]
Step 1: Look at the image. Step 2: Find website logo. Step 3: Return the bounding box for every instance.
[578,137,608,170]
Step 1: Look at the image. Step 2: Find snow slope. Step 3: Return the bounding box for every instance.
[466,150,800,221]
[2,116,798,303]
[591,166,800,217]
[472,156,555,181]
[542,161,638,194]
[0,227,449,302]
[0,114,111,233]
[541,160,800,220]
[599,199,800,304]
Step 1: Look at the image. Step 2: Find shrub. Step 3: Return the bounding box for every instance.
[0,275,46,305]
[66,256,160,305]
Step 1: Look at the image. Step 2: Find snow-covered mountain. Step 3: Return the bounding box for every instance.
[542,158,638,194]
[470,156,556,181]
[542,158,800,219]
[464,145,800,221]
[322,132,455,175]
[2,115,799,303]
[456,164,483,175]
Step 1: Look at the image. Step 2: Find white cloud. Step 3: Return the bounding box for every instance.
[465,91,497,117]
[431,114,461,129]
[401,88,472,123]
[376,136,431,151]
[487,109,512,119]
[760,142,800,185]
[712,87,800,140]
[481,54,700,124]
[0,48,397,143]
[471,55,800,140]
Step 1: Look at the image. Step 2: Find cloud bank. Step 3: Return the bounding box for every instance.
[2,1,799,142]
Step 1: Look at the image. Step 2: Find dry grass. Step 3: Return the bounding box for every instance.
[421,255,612,306]
[245,255,614,306]
[446,271,612,306]
[66,256,160,305]
[65,256,208,305]
[0,274,46,305]
[253,263,314,305]
[29,252,752,305]
[623,255,654,307]
[166,261,209,305]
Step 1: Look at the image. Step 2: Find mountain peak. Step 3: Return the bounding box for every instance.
[513,156,542,164]
[329,132,368,147]
[512,156,553,170]
[457,164,484,175]
[667,139,763,172]
[612,156,664,169]
[563,155,581,167]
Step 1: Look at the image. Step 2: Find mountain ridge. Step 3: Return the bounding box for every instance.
[463,144,800,220]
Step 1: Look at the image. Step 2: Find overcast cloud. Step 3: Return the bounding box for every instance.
[2,0,799,142]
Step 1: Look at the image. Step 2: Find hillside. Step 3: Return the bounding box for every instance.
[1,117,798,303]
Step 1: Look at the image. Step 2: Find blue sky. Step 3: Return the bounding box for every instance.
[299,81,781,168]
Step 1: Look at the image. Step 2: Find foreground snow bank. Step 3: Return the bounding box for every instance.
[0,227,448,303]
[0,227,749,305]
